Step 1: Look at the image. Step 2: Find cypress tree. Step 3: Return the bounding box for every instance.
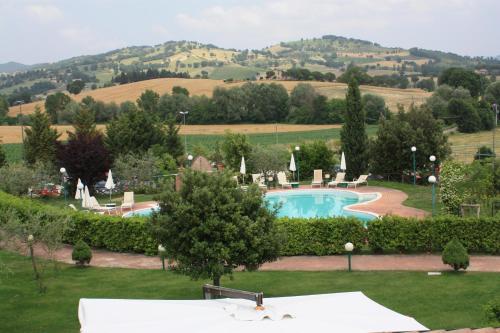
[340,79,368,179]
[165,117,184,160]
[24,106,60,165]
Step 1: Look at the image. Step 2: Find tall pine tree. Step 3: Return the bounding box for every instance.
[340,79,368,179]
[24,106,60,165]
[165,117,184,161]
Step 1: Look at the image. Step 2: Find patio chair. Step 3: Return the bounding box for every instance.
[251,173,268,191]
[347,174,369,188]
[121,192,135,211]
[328,172,346,187]
[311,169,323,188]
[277,172,292,189]
[90,197,115,214]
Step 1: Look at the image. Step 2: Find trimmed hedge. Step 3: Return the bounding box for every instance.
[276,217,366,256]
[1,191,499,256]
[368,215,500,254]
[0,192,158,255]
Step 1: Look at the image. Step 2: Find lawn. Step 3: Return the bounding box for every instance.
[0,251,498,332]
[369,180,444,214]
[31,193,156,211]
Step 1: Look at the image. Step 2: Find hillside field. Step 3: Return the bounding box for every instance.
[7,78,431,117]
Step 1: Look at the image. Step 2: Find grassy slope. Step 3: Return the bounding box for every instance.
[369,180,443,214]
[1,251,498,333]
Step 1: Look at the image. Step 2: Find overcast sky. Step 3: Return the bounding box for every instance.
[1,0,499,64]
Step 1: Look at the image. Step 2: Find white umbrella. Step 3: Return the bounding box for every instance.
[340,151,347,171]
[105,169,115,202]
[82,185,92,209]
[240,156,246,185]
[289,154,296,172]
[75,178,83,200]
[289,153,296,181]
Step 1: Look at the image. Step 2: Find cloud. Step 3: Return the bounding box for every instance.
[25,4,63,23]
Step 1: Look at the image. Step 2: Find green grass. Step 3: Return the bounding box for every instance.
[185,125,379,151]
[209,65,262,80]
[31,193,156,211]
[0,251,498,332]
[369,180,444,214]
[2,126,379,164]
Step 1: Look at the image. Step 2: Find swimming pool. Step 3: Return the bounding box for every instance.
[265,189,379,221]
[122,206,160,218]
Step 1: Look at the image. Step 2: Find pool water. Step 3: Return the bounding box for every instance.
[122,206,159,218]
[265,190,378,221]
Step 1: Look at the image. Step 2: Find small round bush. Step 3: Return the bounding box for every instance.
[442,238,469,271]
[484,297,500,325]
[72,240,92,266]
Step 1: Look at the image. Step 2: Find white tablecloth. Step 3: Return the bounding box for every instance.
[79,291,428,333]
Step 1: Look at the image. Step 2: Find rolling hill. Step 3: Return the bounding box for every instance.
[1,35,498,99]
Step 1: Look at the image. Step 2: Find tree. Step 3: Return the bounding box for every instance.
[337,66,372,85]
[72,240,92,266]
[45,92,71,124]
[362,94,387,124]
[442,238,469,271]
[164,117,184,161]
[57,108,110,190]
[0,95,9,120]
[221,132,252,171]
[485,81,500,104]
[24,107,60,165]
[248,145,288,178]
[438,68,481,98]
[172,86,189,96]
[151,170,281,286]
[66,80,85,95]
[105,108,166,157]
[58,100,81,124]
[341,79,368,179]
[0,144,6,168]
[297,141,336,179]
[137,89,160,115]
[448,98,481,133]
[113,151,162,193]
[416,78,436,92]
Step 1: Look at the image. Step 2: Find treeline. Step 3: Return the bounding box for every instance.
[337,66,409,89]
[32,81,390,126]
[281,68,336,82]
[113,69,190,84]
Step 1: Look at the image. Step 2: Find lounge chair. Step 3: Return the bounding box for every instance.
[311,169,323,188]
[346,174,369,188]
[277,172,292,189]
[121,192,135,210]
[252,173,268,191]
[90,197,115,214]
[328,172,346,187]
[68,204,78,211]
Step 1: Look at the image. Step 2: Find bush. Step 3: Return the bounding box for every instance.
[442,238,469,271]
[484,297,500,326]
[72,240,92,266]
[276,217,366,255]
[1,191,499,257]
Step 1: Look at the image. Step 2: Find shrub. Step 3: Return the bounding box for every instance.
[276,217,366,256]
[72,240,92,266]
[484,297,500,326]
[442,238,469,271]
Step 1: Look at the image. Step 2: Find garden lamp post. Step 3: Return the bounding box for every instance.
[411,146,417,185]
[158,245,166,271]
[60,167,67,203]
[295,146,300,182]
[179,111,189,153]
[429,155,436,176]
[428,175,437,217]
[187,154,193,168]
[344,242,354,272]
